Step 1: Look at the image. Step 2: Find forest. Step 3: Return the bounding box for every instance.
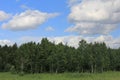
[0,38,120,74]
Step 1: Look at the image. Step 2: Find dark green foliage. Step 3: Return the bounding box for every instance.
[0,38,119,73]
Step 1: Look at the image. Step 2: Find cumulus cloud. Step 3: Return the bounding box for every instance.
[66,23,117,35]
[0,11,11,21]
[94,35,120,48]
[19,35,120,49]
[45,26,55,31]
[48,36,81,47]
[19,36,82,48]
[66,0,120,35]
[2,10,59,31]
[50,35,120,49]
[0,40,13,46]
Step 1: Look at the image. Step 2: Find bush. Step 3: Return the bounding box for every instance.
[19,71,25,76]
[10,65,16,74]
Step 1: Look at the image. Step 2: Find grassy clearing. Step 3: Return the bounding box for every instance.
[0,71,120,80]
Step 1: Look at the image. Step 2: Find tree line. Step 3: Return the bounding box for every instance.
[0,38,120,74]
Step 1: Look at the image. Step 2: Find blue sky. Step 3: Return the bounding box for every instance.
[0,0,71,38]
[0,0,120,48]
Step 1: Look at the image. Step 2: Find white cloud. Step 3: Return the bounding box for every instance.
[19,36,82,48]
[67,0,120,35]
[0,40,13,46]
[49,36,82,48]
[0,35,119,48]
[66,23,117,35]
[49,35,120,49]
[2,10,59,31]
[19,35,120,49]
[45,26,55,31]
[94,35,120,49]
[0,11,11,21]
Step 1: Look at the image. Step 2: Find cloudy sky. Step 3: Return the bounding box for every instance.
[0,0,120,48]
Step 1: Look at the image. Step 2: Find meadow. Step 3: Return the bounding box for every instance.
[0,71,120,80]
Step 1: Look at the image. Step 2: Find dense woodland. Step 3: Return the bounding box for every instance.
[0,38,120,74]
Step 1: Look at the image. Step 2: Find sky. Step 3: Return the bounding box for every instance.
[0,0,120,48]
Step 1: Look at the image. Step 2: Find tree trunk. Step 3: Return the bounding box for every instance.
[56,66,59,74]
[94,64,97,73]
[21,61,24,72]
[56,68,58,73]
[91,65,94,73]
[41,65,43,73]
[50,63,53,73]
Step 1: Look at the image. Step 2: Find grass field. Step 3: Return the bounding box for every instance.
[0,71,120,80]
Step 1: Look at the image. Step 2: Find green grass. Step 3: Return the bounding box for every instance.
[0,71,120,80]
